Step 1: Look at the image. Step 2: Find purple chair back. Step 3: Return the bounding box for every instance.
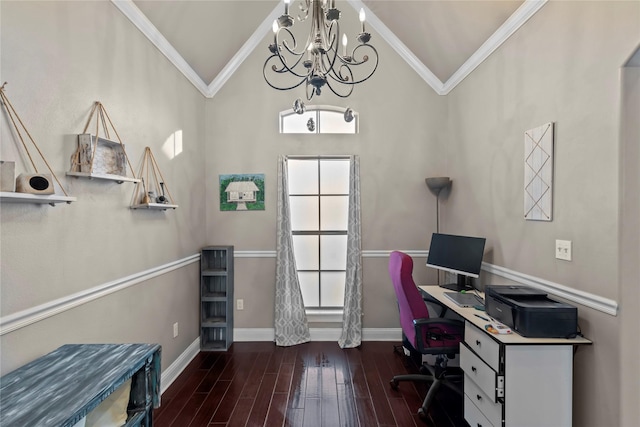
[389,251,431,348]
[389,251,462,352]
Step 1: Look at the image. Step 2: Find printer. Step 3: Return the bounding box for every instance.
[485,285,578,338]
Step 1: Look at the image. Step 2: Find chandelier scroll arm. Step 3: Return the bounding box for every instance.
[263,0,378,99]
[263,57,309,92]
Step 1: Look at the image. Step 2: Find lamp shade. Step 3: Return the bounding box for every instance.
[425,177,452,196]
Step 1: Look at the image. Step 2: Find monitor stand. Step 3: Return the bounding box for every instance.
[438,275,473,292]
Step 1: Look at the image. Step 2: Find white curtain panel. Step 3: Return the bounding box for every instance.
[274,155,311,346]
[339,155,363,348]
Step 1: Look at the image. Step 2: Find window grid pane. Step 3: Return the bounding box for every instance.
[320,235,347,270]
[299,272,320,307]
[320,272,346,307]
[292,235,319,270]
[320,196,349,231]
[320,160,350,194]
[288,159,318,194]
[318,111,356,134]
[289,196,319,231]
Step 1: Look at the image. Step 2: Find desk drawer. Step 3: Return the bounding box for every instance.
[464,374,503,427]
[461,344,504,401]
[464,321,501,372]
[465,394,496,427]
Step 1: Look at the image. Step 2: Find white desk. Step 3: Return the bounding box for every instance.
[420,286,591,427]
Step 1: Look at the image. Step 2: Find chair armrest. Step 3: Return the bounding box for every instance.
[413,318,464,352]
[423,295,449,317]
[419,287,448,317]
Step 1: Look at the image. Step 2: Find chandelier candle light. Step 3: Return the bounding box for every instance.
[264,0,379,101]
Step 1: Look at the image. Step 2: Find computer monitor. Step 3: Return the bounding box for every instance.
[426,233,487,291]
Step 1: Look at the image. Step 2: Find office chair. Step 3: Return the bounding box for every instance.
[388,251,464,418]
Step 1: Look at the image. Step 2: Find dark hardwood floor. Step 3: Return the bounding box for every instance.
[153,341,468,427]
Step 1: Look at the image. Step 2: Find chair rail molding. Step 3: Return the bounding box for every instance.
[1,250,618,335]
[482,262,618,316]
[234,250,429,258]
[232,251,617,316]
[0,254,200,335]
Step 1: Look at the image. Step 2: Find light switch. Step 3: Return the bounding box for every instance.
[555,240,572,261]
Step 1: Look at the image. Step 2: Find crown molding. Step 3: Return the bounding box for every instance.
[442,0,548,94]
[347,0,548,96]
[346,0,446,95]
[207,4,282,98]
[112,0,547,98]
[110,0,210,97]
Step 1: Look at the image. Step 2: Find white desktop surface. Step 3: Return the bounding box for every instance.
[419,285,592,345]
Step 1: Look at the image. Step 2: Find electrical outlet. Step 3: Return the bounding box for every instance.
[173,322,179,338]
[555,240,572,261]
[237,299,244,310]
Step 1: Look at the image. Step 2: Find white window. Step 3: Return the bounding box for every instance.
[280,105,358,134]
[287,157,351,309]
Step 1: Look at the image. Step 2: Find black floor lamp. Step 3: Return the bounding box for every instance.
[425,177,452,234]
[426,177,452,286]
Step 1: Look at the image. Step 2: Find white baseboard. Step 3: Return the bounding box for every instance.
[160,337,200,394]
[234,328,402,342]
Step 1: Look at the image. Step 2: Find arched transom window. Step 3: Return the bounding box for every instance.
[280,105,358,134]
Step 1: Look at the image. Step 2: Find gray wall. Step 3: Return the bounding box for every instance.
[442,2,639,426]
[0,1,207,374]
[1,1,638,426]
[620,61,640,427]
[206,26,447,330]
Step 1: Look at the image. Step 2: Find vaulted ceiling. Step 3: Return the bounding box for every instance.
[114,0,547,97]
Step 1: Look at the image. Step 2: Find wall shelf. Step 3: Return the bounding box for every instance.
[130,202,178,210]
[0,191,76,206]
[1,83,74,201]
[66,171,140,184]
[130,147,177,210]
[68,104,139,186]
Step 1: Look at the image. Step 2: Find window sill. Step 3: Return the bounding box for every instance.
[306,309,343,323]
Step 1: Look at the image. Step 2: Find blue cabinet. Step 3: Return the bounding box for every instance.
[201,246,234,350]
[0,343,161,427]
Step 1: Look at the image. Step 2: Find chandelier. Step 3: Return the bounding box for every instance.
[263,0,379,101]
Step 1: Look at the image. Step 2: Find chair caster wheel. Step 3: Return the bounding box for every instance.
[417,407,426,419]
[390,379,399,390]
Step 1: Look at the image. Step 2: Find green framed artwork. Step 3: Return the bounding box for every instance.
[219,174,265,211]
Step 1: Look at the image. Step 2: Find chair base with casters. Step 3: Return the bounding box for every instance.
[390,349,463,418]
